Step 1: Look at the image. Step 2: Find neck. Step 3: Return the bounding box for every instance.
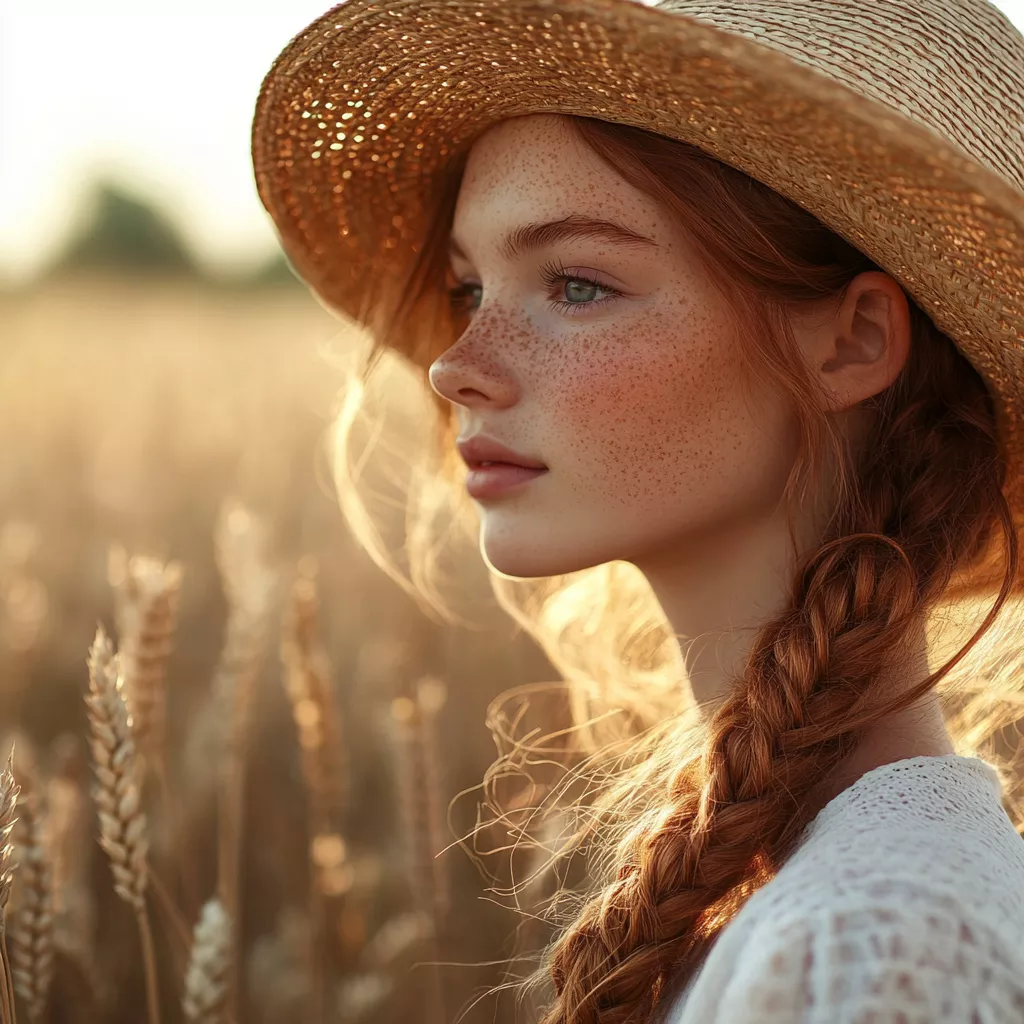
[637,505,808,708]
[635,507,955,807]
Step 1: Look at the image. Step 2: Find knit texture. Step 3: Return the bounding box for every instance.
[663,754,1024,1023]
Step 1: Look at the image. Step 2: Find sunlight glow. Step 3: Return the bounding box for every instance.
[2,0,1023,284]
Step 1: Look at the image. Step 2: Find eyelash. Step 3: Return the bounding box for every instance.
[446,258,622,318]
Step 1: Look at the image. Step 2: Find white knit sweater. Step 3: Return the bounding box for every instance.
[663,754,1024,1023]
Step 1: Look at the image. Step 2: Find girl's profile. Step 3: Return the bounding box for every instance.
[253,0,1024,1020]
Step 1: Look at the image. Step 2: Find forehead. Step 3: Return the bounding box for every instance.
[449,114,671,255]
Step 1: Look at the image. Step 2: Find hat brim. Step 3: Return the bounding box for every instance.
[251,0,1024,503]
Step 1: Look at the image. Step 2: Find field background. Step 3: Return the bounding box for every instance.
[13,3,1024,1012]
[0,184,562,1023]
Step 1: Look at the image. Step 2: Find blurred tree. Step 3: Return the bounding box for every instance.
[45,180,201,279]
[37,178,306,291]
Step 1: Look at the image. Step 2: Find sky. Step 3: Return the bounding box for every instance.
[2,0,1023,284]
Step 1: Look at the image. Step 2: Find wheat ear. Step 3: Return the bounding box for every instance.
[389,677,450,1024]
[110,550,183,769]
[108,548,198,936]
[85,626,161,1024]
[0,751,19,1024]
[8,755,53,1024]
[182,898,232,1024]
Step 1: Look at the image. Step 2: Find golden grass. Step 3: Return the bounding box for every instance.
[0,275,559,1024]
[3,273,1024,1024]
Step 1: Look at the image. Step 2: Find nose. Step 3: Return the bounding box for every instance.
[428,331,519,410]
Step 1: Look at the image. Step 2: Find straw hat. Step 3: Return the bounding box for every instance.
[251,0,1024,507]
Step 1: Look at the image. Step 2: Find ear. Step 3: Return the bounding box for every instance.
[800,271,913,413]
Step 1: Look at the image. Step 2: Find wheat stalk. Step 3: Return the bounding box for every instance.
[390,678,451,919]
[281,563,348,848]
[44,734,98,994]
[280,562,349,1024]
[0,750,19,1024]
[85,626,161,1024]
[182,898,232,1024]
[8,756,53,1024]
[389,677,450,1024]
[212,500,278,1024]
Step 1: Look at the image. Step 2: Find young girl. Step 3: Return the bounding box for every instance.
[252,0,1024,1019]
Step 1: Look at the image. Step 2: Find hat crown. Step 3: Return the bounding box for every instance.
[657,0,1024,193]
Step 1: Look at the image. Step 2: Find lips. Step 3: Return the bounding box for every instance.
[466,459,530,469]
[464,462,548,500]
[456,435,547,471]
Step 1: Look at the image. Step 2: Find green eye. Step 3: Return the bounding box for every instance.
[564,280,600,303]
[538,259,621,316]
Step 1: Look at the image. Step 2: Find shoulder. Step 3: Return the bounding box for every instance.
[701,887,1024,1023]
[664,757,1024,1023]
[743,755,1024,933]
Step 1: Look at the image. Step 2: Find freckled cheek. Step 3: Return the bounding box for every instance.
[548,334,739,484]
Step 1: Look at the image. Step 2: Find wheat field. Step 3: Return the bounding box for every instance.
[0,274,558,1024]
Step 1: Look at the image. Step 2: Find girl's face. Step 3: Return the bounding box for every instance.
[430,113,803,579]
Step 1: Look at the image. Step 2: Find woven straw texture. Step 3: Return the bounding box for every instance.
[251,0,1024,506]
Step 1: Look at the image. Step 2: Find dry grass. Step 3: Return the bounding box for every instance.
[0,276,559,1024]
[4,272,1024,1024]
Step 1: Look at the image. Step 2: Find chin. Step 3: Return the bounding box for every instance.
[479,532,606,579]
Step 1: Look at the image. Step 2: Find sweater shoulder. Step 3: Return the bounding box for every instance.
[663,756,1024,1023]
[666,876,1024,1024]
[704,887,1024,1023]
[746,754,1024,927]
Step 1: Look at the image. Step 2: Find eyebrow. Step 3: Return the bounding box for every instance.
[447,214,660,264]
